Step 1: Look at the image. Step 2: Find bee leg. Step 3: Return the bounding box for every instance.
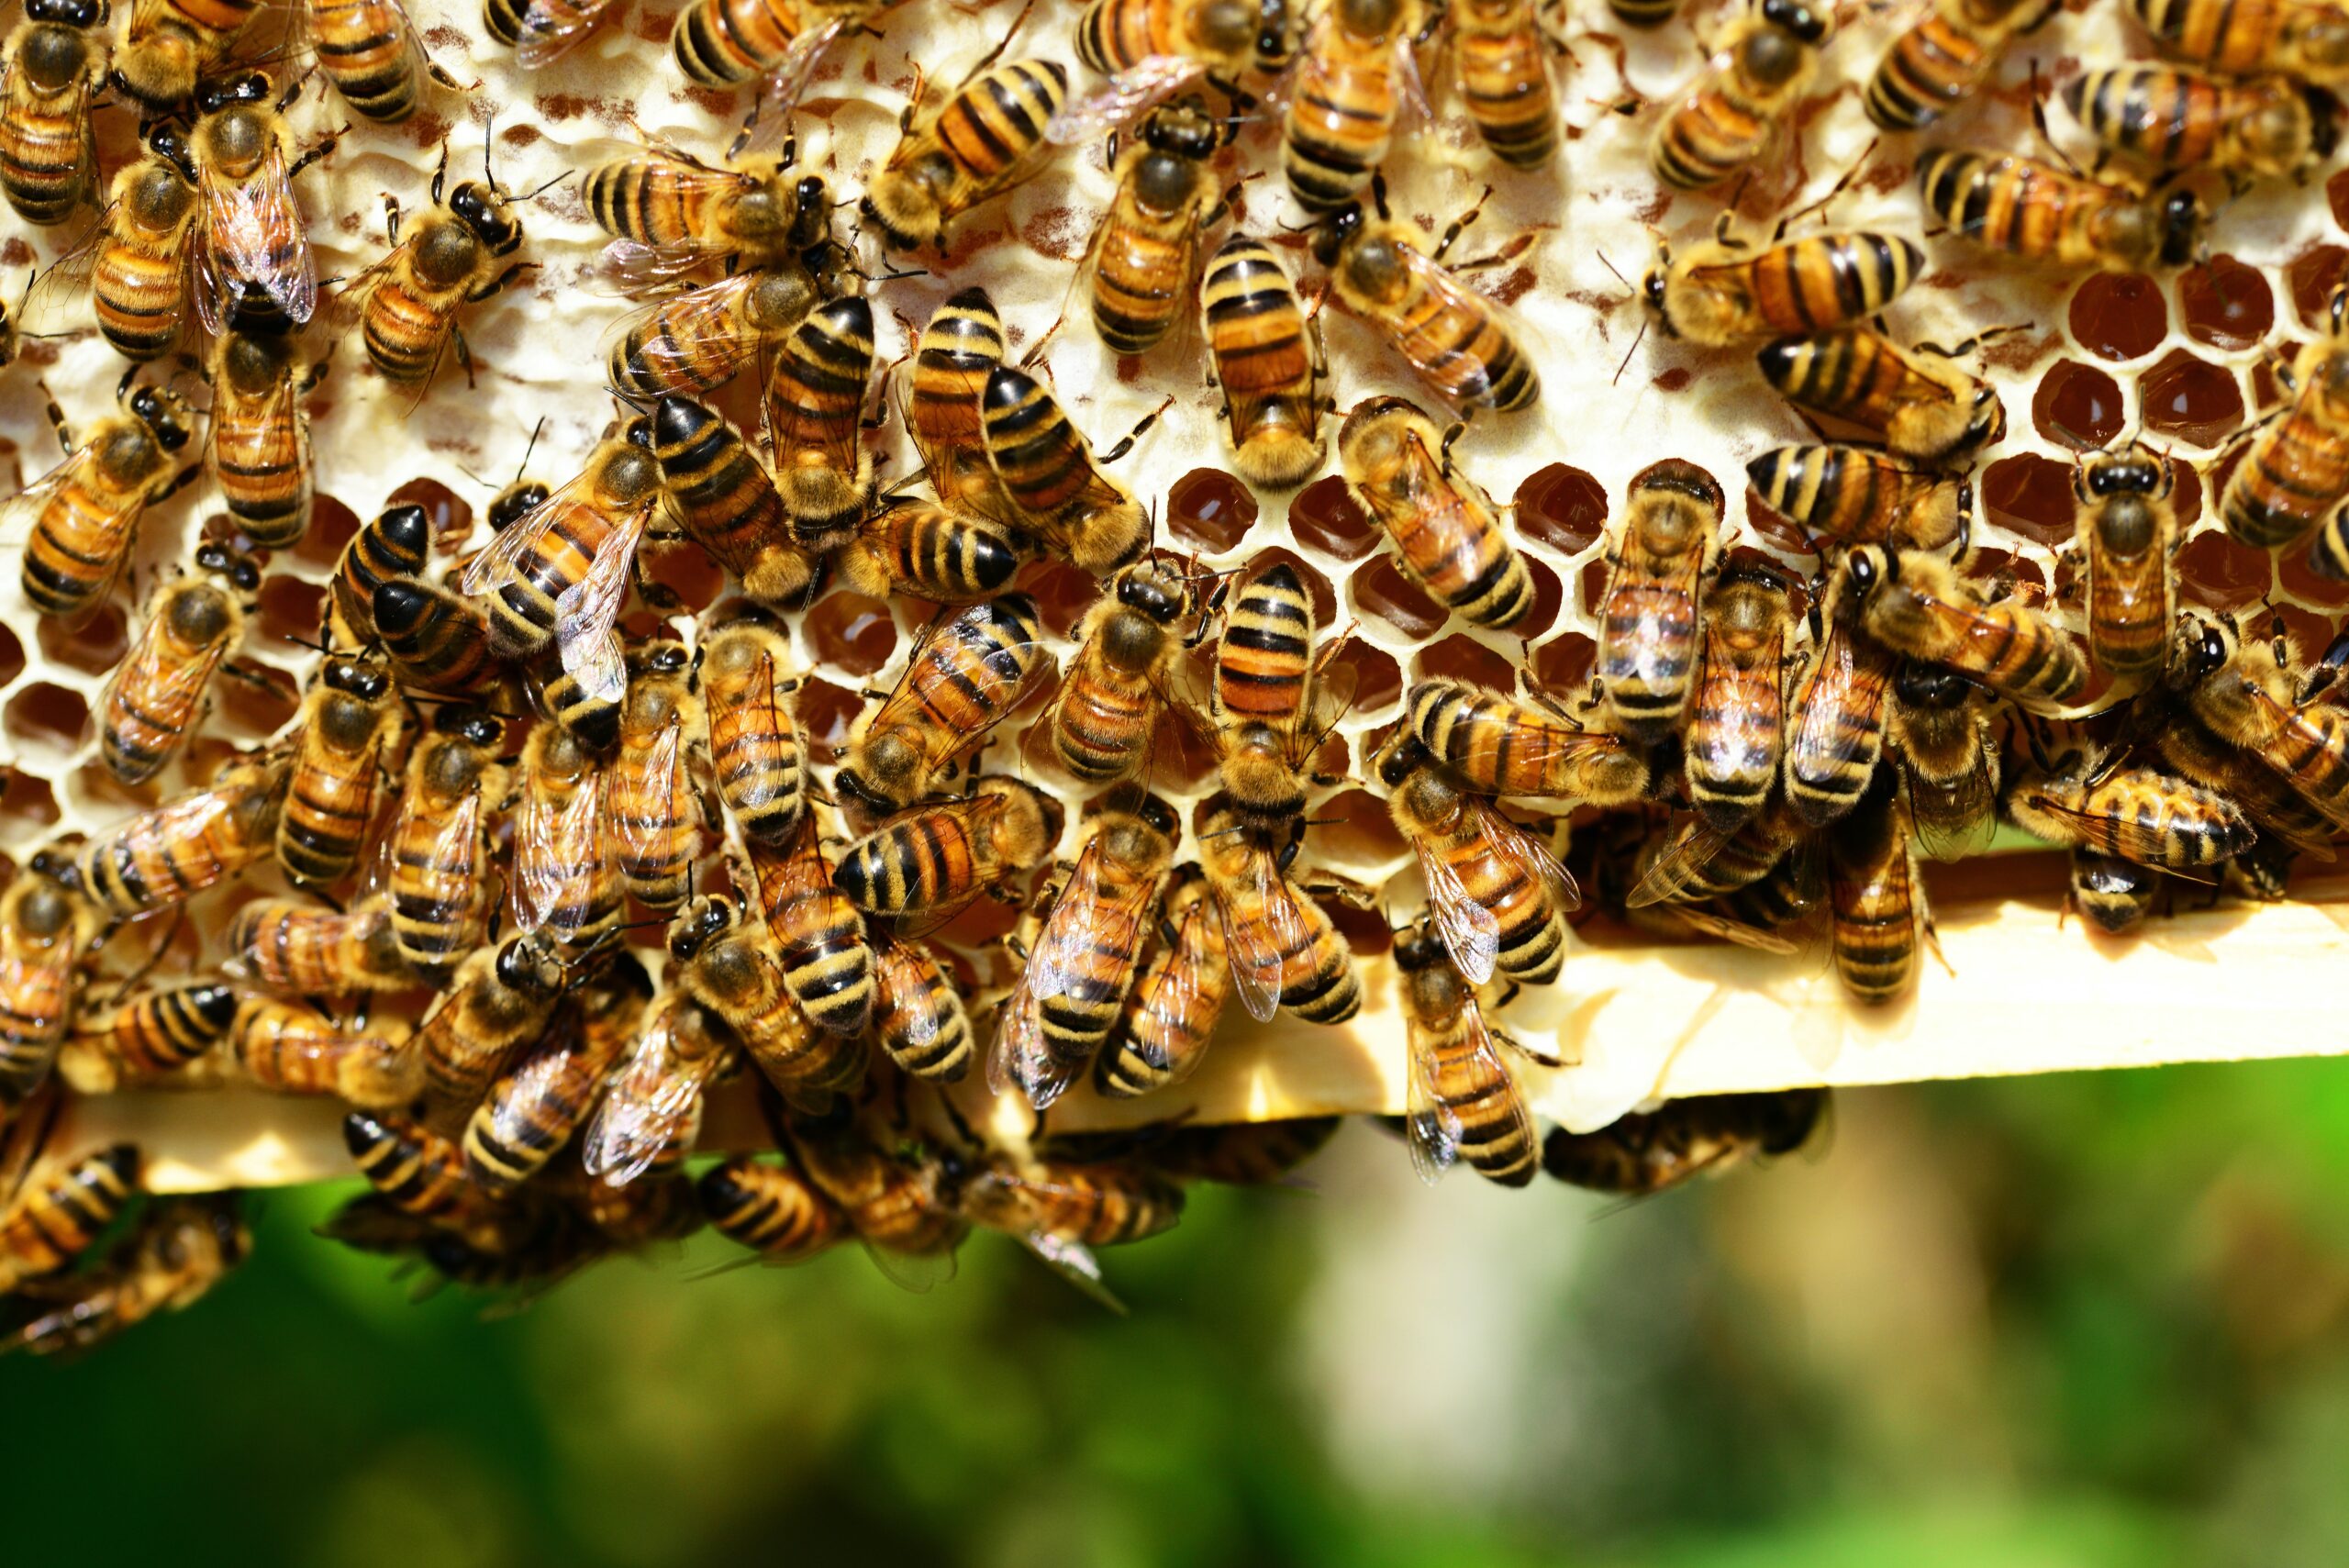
[897,65,929,134]
[1097,396,1175,465]
[452,328,476,391]
[1431,186,1495,263]
[287,125,348,183]
[299,359,330,395]
[383,195,403,249]
[36,381,72,455]
[953,0,1034,90]
[426,61,473,94]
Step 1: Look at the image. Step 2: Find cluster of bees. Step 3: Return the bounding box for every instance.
[0,0,2343,1353]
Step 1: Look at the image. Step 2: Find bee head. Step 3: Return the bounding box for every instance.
[1758,0,1830,43]
[26,0,106,25]
[2171,613,2232,688]
[1255,0,1293,62]
[667,895,734,962]
[438,706,506,749]
[496,932,564,995]
[2081,448,2165,500]
[194,539,262,593]
[448,180,523,250]
[1641,265,1672,331]
[1375,730,1430,789]
[488,481,549,533]
[322,655,390,703]
[195,69,268,116]
[144,122,197,183]
[1309,204,1364,268]
[1133,794,1179,837]
[1892,657,1972,712]
[126,384,194,451]
[1841,544,1890,599]
[1114,561,1186,623]
[2157,188,2204,268]
[631,638,691,679]
[1390,917,1442,972]
[785,174,832,250]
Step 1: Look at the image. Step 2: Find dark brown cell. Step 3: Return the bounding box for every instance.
[2176,255,2274,351]
[1321,895,1394,957]
[794,677,865,761]
[3,683,87,751]
[2172,460,2204,530]
[256,575,328,646]
[1416,634,1517,691]
[2176,528,2272,609]
[2032,360,2125,450]
[1980,454,2079,548]
[1353,557,1446,639]
[2280,536,2349,608]
[1532,630,1598,697]
[642,540,727,615]
[1308,787,1409,870]
[2068,272,2167,361]
[217,664,298,737]
[0,622,20,688]
[293,495,363,571]
[1167,469,1258,554]
[1580,557,1611,616]
[1015,562,1102,639]
[1514,463,1609,555]
[1965,549,2048,604]
[36,603,128,678]
[805,593,897,675]
[384,477,474,553]
[1289,476,1380,562]
[2138,350,2245,450]
[2330,166,2349,230]
[1327,639,1402,715]
[2289,244,2349,328]
[1512,557,1564,642]
[0,768,59,829]
[2271,603,2334,665]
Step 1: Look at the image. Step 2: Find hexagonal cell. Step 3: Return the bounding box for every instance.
[2171,460,2205,530]
[2279,535,2349,608]
[2068,273,2167,361]
[1415,633,1516,690]
[1966,550,2047,605]
[1322,895,1395,957]
[1146,705,1216,790]
[2288,244,2349,328]
[794,677,866,762]
[1016,561,1101,639]
[1289,476,1380,562]
[0,768,61,831]
[2176,528,2272,609]
[1308,787,1408,872]
[1327,639,1402,716]
[1166,469,1258,554]
[642,539,728,615]
[217,664,300,739]
[2032,360,2125,451]
[1511,556,1564,642]
[2137,350,2244,450]
[805,592,898,675]
[2177,255,2274,351]
[37,603,129,678]
[4,683,87,752]
[384,477,475,553]
[256,575,328,646]
[2271,603,2334,663]
[293,494,363,571]
[1514,462,1609,555]
[0,620,27,689]
[1352,556,1443,639]
[1532,631,1598,698]
[1980,454,2078,548]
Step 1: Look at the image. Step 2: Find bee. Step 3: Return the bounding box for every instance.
[1784,574,1898,830]
[344,1109,518,1249]
[328,502,432,649]
[2164,613,2349,830]
[1842,545,2087,715]
[765,295,876,559]
[838,594,1049,813]
[2074,444,2180,683]
[230,997,418,1108]
[1394,914,1538,1187]
[1200,235,1327,491]
[1627,791,1813,907]
[669,893,864,1100]
[838,499,1030,602]
[5,1194,249,1358]
[113,0,262,114]
[1339,396,1531,628]
[68,981,239,1084]
[1407,680,1651,805]
[903,285,1016,517]
[1210,561,1356,836]
[1542,1089,1828,1194]
[671,0,885,95]
[780,1109,966,1283]
[1095,867,1229,1097]
[509,723,620,965]
[1054,0,1292,136]
[415,932,564,1114]
[989,798,1177,1110]
[373,579,507,699]
[583,994,737,1186]
[1755,329,2008,466]
[305,0,452,122]
[1311,195,1540,415]
[1642,222,1923,348]
[276,656,400,889]
[606,639,705,912]
[185,72,338,335]
[1865,0,2055,132]
[948,1154,1186,1259]
[34,126,202,361]
[2223,324,2349,553]
[1452,0,1561,168]
[1914,148,2205,272]
[1041,558,1200,785]
[1283,0,1424,213]
[0,0,110,226]
[484,0,628,69]
[465,1005,630,1194]
[2071,847,2158,933]
[1104,1116,1341,1184]
[861,56,1070,251]
[2062,64,2338,184]
[2149,689,2341,859]
[1194,795,1360,1024]
[10,374,197,619]
[697,1157,850,1262]
[0,862,101,1107]
[203,318,325,549]
[1652,0,1834,192]
[636,396,818,606]
[77,750,291,917]
[385,707,507,983]
[1745,445,1972,553]
[1685,563,1794,829]
[831,777,1061,922]
[870,935,974,1082]
[980,365,1152,573]
[696,618,807,844]
[1886,660,1999,862]
[97,542,259,786]
[1378,734,1579,985]
[741,818,877,1039]
[0,1145,139,1292]
[1828,770,1925,1005]
[228,895,411,994]
[2226,837,2299,902]
[1592,460,1722,743]
[351,137,546,390]
[585,133,829,288]
[2127,0,2349,86]
[602,266,822,404]
[2009,753,2256,869]
[1083,98,1233,355]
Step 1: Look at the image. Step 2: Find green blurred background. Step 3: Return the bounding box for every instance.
[8,1060,2349,1568]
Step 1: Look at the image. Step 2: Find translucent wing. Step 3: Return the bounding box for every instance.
[515,769,606,934]
[599,239,720,295]
[1475,797,1583,915]
[1416,840,1501,984]
[1906,750,1998,862]
[98,620,229,763]
[883,940,941,1049]
[1398,249,1526,413]
[554,501,652,706]
[1665,905,1803,954]
[862,1235,961,1294]
[756,15,852,118]
[1627,817,1734,908]
[514,0,622,69]
[610,710,686,871]
[596,273,766,396]
[457,463,603,599]
[2245,688,2349,830]
[198,147,316,336]
[1044,57,1212,144]
[19,224,102,335]
[1787,621,1895,799]
[0,450,99,550]
[1215,850,1286,1025]
[1017,1230,1126,1312]
[1403,1026,1458,1185]
[1297,633,1361,760]
[582,1008,707,1186]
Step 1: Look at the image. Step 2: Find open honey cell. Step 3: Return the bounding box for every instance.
[2137,350,2244,450]
[1980,454,2078,549]
[1289,476,1380,562]
[805,593,899,676]
[1531,630,1598,697]
[1514,462,1609,556]
[2176,528,2273,609]
[4,683,88,753]
[1352,556,1446,639]
[1327,639,1403,716]
[642,539,728,616]
[2289,244,2349,328]
[2068,272,2167,361]
[256,576,329,647]
[383,478,474,554]
[2032,361,2125,451]
[1166,469,1259,555]
[0,767,60,833]
[1511,557,1564,642]
[793,677,866,762]
[2279,538,2349,609]
[1415,633,1518,692]
[2176,256,2274,351]
[291,495,362,572]
[1309,787,1409,871]
[0,621,21,689]
[35,604,127,679]
[1015,561,1102,639]
[2330,166,2349,229]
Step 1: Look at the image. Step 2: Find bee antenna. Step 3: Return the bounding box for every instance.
[518,169,573,204]
[1594,248,1631,291]
[516,416,548,483]
[1611,317,1647,387]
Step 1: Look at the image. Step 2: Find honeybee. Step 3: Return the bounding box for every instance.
[1651,0,1833,191]
[838,498,1030,602]
[605,265,826,407]
[1040,558,1200,785]
[1593,460,1721,744]
[945,1151,1186,1278]
[77,750,291,917]
[671,0,888,96]
[1097,865,1230,1097]
[1311,195,1540,415]
[0,1144,139,1292]
[1216,562,1357,834]
[328,502,431,649]
[203,318,325,549]
[465,1002,635,1193]
[1339,397,1531,628]
[1685,564,1794,829]
[605,639,705,912]
[186,72,338,335]
[1195,795,1361,1024]
[1828,769,1925,1005]
[1755,329,2008,466]
[634,396,815,606]
[2008,753,2256,869]
[765,295,876,558]
[2149,690,2341,859]
[113,0,262,114]
[1449,0,1561,168]
[352,138,548,390]
[373,578,507,699]
[277,656,400,889]
[484,0,628,68]
[67,980,238,1084]
[870,935,974,1082]
[832,777,1061,923]
[386,707,507,982]
[2073,444,2179,683]
[2226,837,2299,902]
[741,818,877,1039]
[990,798,1177,1110]
[344,1109,518,1248]
[1407,678,1651,806]
[582,994,736,1186]
[697,1157,850,1262]
[228,895,411,994]
[230,997,419,1108]
[838,594,1050,813]
[862,56,1070,250]
[303,0,453,122]
[1785,569,1897,828]
[1283,0,1425,212]
[1881,661,1995,861]
[1627,790,1812,907]
[902,285,1016,517]
[670,892,865,1096]
[1914,148,2204,272]
[2127,0,2349,86]
[22,125,200,361]
[981,365,1153,573]
[780,1107,966,1284]
[1865,0,2054,131]
[0,0,109,226]
[1541,1089,1827,1194]
[1052,0,1293,137]
[415,932,564,1112]
[2223,324,2349,552]
[1746,445,1971,553]
[2164,613,2349,830]
[2063,64,2338,184]
[4,1194,249,1358]
[1200,235,1327,491]
[1079,98,1233,356]
[1394,914,1539,1187]
[0,862,101,1107]
[1642,222,1924,347]
[1121,1116,1341,1183]
[696,618,807,844]
[10,374,197,619]
[1842,545,2087,715]
[584,134,831,286]
[509,723,620,964]
[1378,734,1578,986]
[2070,847,2158,933]
[97,542,259,786]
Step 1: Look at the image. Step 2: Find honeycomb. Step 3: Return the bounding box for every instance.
[4,0,2348,1195]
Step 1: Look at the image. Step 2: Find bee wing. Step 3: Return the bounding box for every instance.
[454,473,578,602]
[1403,1026,1459,1185]
[1295,633,1360,760]
[755,15,852,118]
[860,1234,961,1293]
[2244,690,2349,831]
[1665,905,1804,954]
[199,147,316,336]
[595,273,766,395]
[881,940,942,1048]
[0,450,100,550]
[515,773,606,935]
[514,0,622,69]
[1394,23,1433,126]
[598,239,721,295]
[582,1014,702,1186]
[1044,57,1212,145]
[554,502,653,706]
[1625,817,1732,909]
[1216,855,1288,1025]
[1787,623,1895,795]
[1397,249,1528,415]
[1013,1229,1125,1313]
[1416,840,1502,985]
[610,709,685,868]
[1476,798,1583,915]
[99,618,229,750]
[1906,751,1998,863]
[19,221,103,335]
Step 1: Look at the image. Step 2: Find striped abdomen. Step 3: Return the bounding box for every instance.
[344,1110,501,1232]
[701,629,804,843]
[2127,0,2278,76]
[1829,795,1917,1004]
[280,735,384,887]
[1653,79,1777,190]
[885,595,1045,751]
[1386,478,1530,628]
[925,61,1067,218]
[95,232,194,360]
[211,388,310,549]
[517,778,620,963]
[981,365,1104,521]
[2065,64,2227,166]
[390,789,489,980]
[0,53,97,225]
[0,952,73,1103]
[311,0,424,120]
[1285,37,1400,211]
[1427,806,1566,983]
[1456,0,1557,167]
[1731,234,1921,336]
[833,807,989,915]
[1598,579,1701,738]
[698,1159,849,1260]
[1093,206,1195,354]
[1202,238,1321,483]
[0,1146,139,1291]
[871,938,972,1083]
[748,827,874,1037]
[2252,695,2349,828]
[2222,394,2349,549]
[1415,1018,1537,1184]
[1865,4,2006,130]
[650,401,785,576]
[373,580,503,695]
[1052,651,1159,781]
[1748,445,1943,547]
[1391,267,1537,413]
[331,505,429,646]
[1756,329,1931,427]
[1216,563,1311,726]
[361,262,461,384]
[673,0,810,87]
[1687,639,1783,824]
[1786,624,1892,827]
[100,588,237,785]
[233,996,417,1106]
[79,983,238,1078]
[1074,0,1184,72]
[1099,892,1229,1097]
[80,761,285,916]
[483,496,616,657]
[23,468,150,617]
[463,1020,623,1190]
[1916,149,2118,264]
